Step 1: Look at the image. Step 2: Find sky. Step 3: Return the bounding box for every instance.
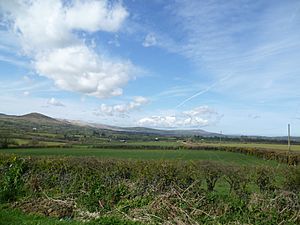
[0,0,300,136]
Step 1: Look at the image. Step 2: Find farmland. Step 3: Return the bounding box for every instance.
[0,114,299,224]
[0,147,280,166]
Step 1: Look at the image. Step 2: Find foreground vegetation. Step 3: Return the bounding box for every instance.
[0,154,299,224]
[0,204,138,225]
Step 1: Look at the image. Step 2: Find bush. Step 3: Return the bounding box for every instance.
[202,162,222,192]
[0,156,26,202]
[255,167,276,193]
[224,166,250,198]
[283,166,300,193]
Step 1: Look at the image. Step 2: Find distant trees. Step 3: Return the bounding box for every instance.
[0,130,13,148]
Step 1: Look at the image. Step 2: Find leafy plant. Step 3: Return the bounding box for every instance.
[0,156,26,202]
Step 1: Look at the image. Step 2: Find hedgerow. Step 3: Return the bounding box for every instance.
[0,154,299,224]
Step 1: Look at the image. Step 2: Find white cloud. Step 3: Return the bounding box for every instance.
[1,0,132,98]
[65,0,128,33]
[96,96,149,116]
[35,45,132,98]
[137,115,209,128]
[183,106,217,117]
[143,33,157,47]
[1,0,75,53]
[47,97,64,107]
[23,91,29,96]
[138,105,221,128]
[138,116,177,127]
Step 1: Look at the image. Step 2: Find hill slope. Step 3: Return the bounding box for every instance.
[0,112,219,137]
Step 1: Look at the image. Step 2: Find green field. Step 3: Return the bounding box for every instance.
[194,142,300,152]
[105,141,181,146]
[1,147,279,166]
[81,140,300,152]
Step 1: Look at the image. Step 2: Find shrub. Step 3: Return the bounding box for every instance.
[224,166,250,198]
[283,166,300,193]
[0,156,26,202]
[202,162,222,192]
[255,167,276,193]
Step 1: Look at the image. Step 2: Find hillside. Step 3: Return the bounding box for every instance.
[19,112,61,123]
[0,112,219,137]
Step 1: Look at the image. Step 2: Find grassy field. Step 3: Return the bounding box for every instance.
[93,140,300,152]
[1,147,279,166]
[108,140,300,151]
[103,141,181,146]
[192,141,300,152]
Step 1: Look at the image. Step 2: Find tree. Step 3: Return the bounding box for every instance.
[0,130,12,148]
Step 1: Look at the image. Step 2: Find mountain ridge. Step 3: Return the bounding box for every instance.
[0,112,219,137]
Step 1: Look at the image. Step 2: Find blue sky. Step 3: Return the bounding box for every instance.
[1,0,300,136]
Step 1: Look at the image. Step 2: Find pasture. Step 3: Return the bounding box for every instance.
[0,147,279,166]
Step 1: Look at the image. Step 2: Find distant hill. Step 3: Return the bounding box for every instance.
[111,126,220,137]
[0,112,220,137]
[0,112,60,122]
[65,119,220,137]
[19,113,62,124]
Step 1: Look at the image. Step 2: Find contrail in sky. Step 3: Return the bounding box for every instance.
[175,75,231,108]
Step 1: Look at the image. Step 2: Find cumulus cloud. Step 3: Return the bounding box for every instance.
[47,97,64,107]
[137,106,221,128]
[137,115,210,128]
[65,0,128,33]
[96,96,149,116]
[138,116,178,127]
[0,0,132,98]
[143,33,157,47]
[35,45,132,98]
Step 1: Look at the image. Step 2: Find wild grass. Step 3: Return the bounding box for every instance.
[0,204,140,225]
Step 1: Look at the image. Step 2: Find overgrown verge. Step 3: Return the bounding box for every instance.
[0,154,299,224]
